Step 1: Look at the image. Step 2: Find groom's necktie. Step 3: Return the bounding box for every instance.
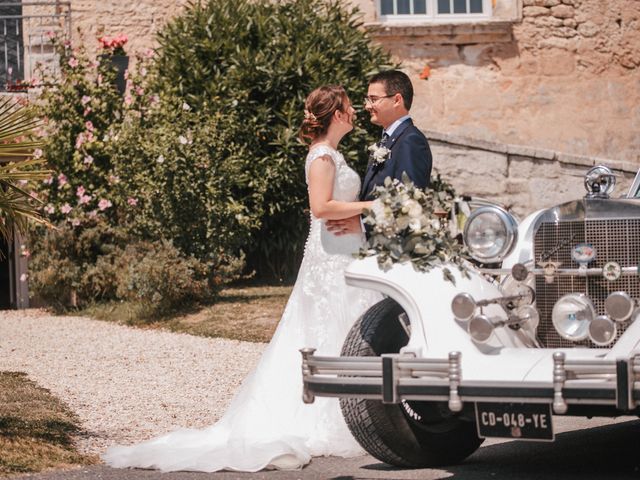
[380,132,389,147]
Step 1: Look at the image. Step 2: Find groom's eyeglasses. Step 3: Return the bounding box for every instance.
[364,94,395,105]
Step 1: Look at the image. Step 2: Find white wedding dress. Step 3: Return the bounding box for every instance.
[103,145,381,472]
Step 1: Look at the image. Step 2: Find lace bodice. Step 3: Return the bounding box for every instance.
[305,145,363,255]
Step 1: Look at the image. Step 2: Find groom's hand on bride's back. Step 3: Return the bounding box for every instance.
[326,215,363,236]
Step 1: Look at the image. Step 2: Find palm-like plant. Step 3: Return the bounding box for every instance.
[0,96,51,241]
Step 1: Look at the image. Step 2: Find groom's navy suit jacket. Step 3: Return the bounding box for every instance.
[359,118,432,201]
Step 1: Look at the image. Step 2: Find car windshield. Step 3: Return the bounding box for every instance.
[628,169,640,198]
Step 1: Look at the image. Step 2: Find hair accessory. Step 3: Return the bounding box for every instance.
[304,109,317,122]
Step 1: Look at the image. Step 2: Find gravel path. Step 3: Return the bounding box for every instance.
[0,309,266,455]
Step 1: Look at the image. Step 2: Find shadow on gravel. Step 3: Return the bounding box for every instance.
[359,419,640,479]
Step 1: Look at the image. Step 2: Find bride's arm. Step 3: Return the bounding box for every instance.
[307,154,372,220]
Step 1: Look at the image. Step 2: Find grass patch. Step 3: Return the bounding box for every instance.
[80,283,293,343]
[0,372,96,475]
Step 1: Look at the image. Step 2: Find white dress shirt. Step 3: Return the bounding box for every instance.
[383,114,412,138]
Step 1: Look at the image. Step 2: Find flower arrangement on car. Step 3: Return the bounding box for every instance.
[358,173,469,283]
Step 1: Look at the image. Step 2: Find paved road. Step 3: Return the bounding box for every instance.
[9,416,640,480]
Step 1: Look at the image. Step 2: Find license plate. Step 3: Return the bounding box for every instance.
[475,402,554,441]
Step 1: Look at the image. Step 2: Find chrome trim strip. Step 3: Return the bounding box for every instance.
[300,349,638,412]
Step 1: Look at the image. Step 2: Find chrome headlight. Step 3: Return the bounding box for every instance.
[552,293,596,342]
[463,205,518,263]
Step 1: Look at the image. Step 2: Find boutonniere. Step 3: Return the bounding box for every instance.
[368,143,391,166]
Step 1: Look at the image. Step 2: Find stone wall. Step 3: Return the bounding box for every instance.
[427,129,638,218]
[66,0,189,56]
[352,0,640,164]
[20,0,640,166]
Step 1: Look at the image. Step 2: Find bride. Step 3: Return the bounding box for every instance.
[103,85,380,472]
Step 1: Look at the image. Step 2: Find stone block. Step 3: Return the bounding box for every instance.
[534,15,564,27]
[542,0,561,5]
[538,37,577,51]
[523,6,550,17]
[577,21,600,38]
[550,5,574,18]
[563,18,577,28]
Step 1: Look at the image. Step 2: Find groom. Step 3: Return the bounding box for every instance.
[327,70,432,235]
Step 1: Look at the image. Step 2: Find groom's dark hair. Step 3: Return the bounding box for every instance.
[369,70,413,110]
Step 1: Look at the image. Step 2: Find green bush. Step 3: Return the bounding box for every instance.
[123,240,212,314]
[30,0,394,312]
[146,0,393,279]
[30,35,244,311]
[28,221,221,313]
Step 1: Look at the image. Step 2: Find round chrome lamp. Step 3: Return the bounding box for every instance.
[451,293,476,322]
[463,205,518,264]
[588,315,617,346]
[604,291,634,322]
[584,165,616,198]
[468,314,494,343]
[552,293,596,342]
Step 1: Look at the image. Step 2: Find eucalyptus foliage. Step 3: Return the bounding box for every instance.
[359,174,469,284]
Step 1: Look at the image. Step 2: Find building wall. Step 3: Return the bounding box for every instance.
[350,0,640,164]
[43,1,639,166]
[66,0,189,55]
[427,130,637,217]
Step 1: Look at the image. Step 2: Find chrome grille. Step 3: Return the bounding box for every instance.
[533,219,640,348]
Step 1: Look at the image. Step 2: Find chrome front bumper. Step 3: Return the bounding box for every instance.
[300,349,640,414]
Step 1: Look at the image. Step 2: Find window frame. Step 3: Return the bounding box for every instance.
[377,0,493,24]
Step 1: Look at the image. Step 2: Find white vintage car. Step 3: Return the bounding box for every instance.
[300,165,640,468]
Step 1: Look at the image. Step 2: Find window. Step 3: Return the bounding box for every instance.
[378,0,491,22]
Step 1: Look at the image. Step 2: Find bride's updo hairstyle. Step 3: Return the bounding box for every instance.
[299,85,348,144]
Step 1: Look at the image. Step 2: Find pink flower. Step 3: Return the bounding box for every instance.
[149,94,160,106]
[83,155,94,165]
[127,197,138,206]
[144,48,154,58]
[44,204,55,214]
[81,95,91,105]
[75,133,85,149]
[71,218,81,226]
[140,67,148,77]
[43,176,53,185]
[61,203,72,214]
[87,209,98,218]
[85,121,94,132]
[124,95,133,106]
[108,175,120,184]
[78,194,92,205]
[33,148,43,158]
[135,86,144,96]
[68,57,79,68]
[58,173,68,186]
[98,198,112,211]
[83,107,92,117]
[45,31,55,39]
[76,185,85,197]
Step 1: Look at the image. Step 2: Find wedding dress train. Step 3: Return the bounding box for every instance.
[103,145,380,472]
